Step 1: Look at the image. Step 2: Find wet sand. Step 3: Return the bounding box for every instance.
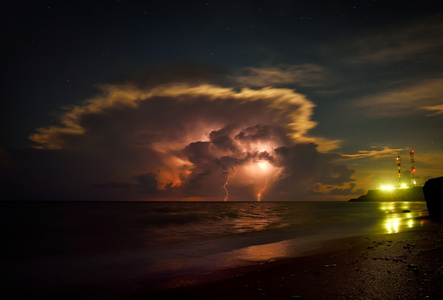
[134,217,443,300]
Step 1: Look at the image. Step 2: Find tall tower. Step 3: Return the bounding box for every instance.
[410,150,416,186]
[396,155,402,187]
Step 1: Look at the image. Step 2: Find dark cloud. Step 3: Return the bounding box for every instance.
[112,63,231,90]
[269,144,356,200]
[233,64,326,88]
[93,182,135,189]
[328,183,365,196]
[235,124,283,143]
[184,142,212,165]
[135,172,160,194]
[209,125,239,153]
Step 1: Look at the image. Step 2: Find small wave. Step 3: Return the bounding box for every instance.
[137,213,205,226]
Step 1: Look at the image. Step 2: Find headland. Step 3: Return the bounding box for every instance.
[349,186,425,202]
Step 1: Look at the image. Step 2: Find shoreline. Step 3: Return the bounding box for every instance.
[134,217,443,300]
[1,202,438,300]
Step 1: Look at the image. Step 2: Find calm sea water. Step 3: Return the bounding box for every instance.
[0,201,428,297]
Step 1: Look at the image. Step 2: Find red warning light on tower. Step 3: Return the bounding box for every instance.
[396,155,402,187]
[410,150,416,186]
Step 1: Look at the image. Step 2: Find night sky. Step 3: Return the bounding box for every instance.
[2,0,443,201]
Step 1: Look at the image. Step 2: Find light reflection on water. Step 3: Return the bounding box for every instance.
[377,202,426,234]
[227,239,293,262]
[208,234,331,265]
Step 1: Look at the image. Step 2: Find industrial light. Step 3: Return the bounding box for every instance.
[380,185,394,191]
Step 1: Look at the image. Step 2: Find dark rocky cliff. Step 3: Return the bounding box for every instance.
[423,177,443,219]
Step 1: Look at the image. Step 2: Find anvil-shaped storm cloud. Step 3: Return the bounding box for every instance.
[3,84,357,201]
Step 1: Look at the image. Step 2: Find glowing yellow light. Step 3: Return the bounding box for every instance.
[408,219,414,228]
[380,185,394,191]
[400,183,407,188]
[386,218,399,234]
[401,202,411,210]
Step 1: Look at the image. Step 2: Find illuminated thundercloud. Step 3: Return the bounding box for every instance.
[22,83,356,201]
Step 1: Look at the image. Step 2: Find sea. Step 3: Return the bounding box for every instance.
[0,201,429,298]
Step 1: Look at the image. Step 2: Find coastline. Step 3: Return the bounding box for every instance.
[135,216,443,300]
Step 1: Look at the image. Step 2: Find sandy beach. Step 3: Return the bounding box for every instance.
[134,216,443,300]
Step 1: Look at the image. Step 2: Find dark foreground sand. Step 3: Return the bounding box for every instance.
[134,217,443,300]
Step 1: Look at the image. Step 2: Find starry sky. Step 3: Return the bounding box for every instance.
[1,0,443,201]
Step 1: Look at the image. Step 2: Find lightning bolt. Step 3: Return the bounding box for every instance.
[222,169,236,202]
[257,177,269,202]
